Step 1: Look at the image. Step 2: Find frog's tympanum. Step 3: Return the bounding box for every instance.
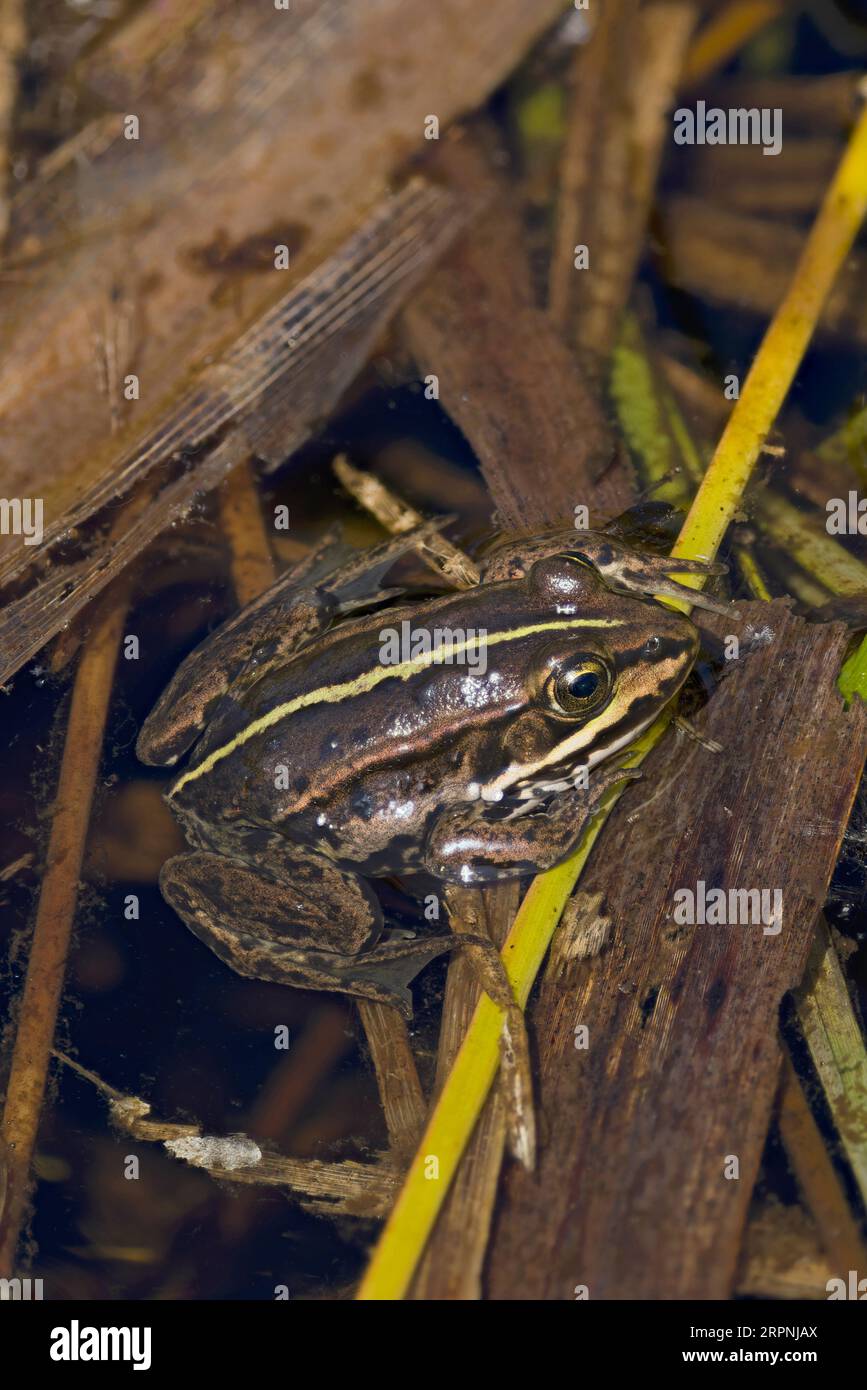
[138,529,725,1015]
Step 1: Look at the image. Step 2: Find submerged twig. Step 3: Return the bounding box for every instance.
[661,197,867,346]
[753,489,867,599]
[681,0,784,87]
[52,1051,400,1220]
[356,1001,426,1162]
[0,572,131,1275]
[778,1054,867,1278]
[218,458,280,606]
[736,1201,834,1301]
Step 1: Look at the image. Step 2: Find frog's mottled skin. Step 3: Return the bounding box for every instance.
[138,528,721,1014]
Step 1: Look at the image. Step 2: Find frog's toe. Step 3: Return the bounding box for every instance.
[306,934,454,1016]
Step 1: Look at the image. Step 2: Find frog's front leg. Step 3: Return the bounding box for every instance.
[425,763,640,884]
[160,845,451,1016]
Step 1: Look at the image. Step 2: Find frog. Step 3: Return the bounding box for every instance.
[137,525,728,1018]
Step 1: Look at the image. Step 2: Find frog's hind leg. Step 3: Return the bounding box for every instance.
[160,849,450,1016]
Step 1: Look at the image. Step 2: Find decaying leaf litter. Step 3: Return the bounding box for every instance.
[1,0,867,1301]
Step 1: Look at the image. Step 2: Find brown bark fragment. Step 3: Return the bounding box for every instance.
[0,579,130,1276]
[401,136,633,526]
[551,1,696,367]
[0,0,566,534]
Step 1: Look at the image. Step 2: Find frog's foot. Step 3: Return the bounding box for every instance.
[479,530,733,617]
[315,520,453,616]
[160,852,449,1016]
[318,932,454,1016]
[571,537,735,618]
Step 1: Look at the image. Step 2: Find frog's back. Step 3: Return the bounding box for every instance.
[167,591,522,826]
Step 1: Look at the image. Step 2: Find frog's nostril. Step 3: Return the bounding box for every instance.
[643,636,661,656]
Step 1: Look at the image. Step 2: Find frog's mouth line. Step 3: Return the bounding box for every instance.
[494,712,658,804]
[482,648,692,802]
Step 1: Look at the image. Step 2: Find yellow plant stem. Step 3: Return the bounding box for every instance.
[669,103,867,593]
[734,543,772,602]
[356,101,867,1302]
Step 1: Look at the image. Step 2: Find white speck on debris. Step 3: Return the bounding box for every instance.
[744,624,775,647]
[165,1134,262,1171]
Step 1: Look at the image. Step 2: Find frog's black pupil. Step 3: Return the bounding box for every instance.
[569,671,600,699]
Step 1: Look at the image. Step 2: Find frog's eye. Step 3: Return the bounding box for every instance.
[548,657,611,716]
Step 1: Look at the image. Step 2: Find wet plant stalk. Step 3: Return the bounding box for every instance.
[0,583,129,1275]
